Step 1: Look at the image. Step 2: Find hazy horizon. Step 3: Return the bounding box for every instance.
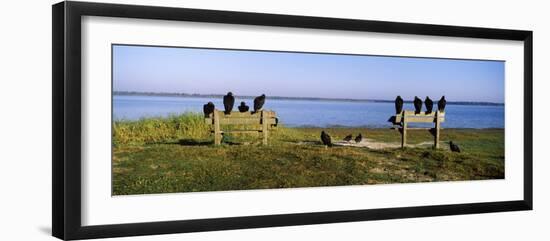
[113,45,505,103]
[113,90,503,104]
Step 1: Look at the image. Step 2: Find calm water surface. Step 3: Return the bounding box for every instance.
[113,95,504,128]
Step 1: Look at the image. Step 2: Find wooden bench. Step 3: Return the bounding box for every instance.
[204,110,278,145]
[391,110,445,149]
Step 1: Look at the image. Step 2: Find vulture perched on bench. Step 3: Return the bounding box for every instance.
[253,94,266,114]
[414,96,423,114]
[395,95,403,114]
[238,101,249,112]
[438,96,447,112]
[425,96,433,114]
[203,102,215,117]
[223,92,235,114]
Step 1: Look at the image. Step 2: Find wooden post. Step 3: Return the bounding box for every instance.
[434,111,441,149]
[261,110,268,145]
[214,110,221,145]
[401,112,407,149]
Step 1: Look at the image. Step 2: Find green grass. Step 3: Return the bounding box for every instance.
[113,113,211,145]
[112,113,504,195]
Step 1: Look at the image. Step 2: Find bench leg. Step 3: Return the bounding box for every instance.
[434,111,440,149]
[261,111,268,145]
[262,130,268,145]
[214,132,222,145]
[401,121,407,149]
[214,111,221,145]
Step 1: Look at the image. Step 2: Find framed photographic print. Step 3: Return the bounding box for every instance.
[52,1,533,240]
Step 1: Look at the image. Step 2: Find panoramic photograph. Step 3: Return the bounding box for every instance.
[111,44,505,196]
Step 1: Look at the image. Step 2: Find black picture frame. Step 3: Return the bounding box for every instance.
[52,1,533,240]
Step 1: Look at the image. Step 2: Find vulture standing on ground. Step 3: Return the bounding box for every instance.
[321,131,332,147]
[413,96,423,114]
[449,141,461,153]
[425,96,433,114]
[343,134,353,142]
[355,133,363,143]
[253,94,266,114]
[395,95,404,114]
[238,101,249,112]
[438,96,447,112]
[223,92,235,114]
[203,102,215,117]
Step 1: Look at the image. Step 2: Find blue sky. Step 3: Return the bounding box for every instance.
[113,45,505,103]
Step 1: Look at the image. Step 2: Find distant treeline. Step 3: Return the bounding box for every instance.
[113,91,504,106]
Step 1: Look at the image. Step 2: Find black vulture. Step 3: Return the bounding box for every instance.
[223,92,235,114]
[203,102,215,117]
[438,96,447,112]
[449,141,461,153]
[321,131,332,147]
[413,96,423,114]
[355,133,363,143]
[425,96,433,114]
[253,94,266,114]
[395,95,403,114]
[343,134,353,142]
[238,101,249,112]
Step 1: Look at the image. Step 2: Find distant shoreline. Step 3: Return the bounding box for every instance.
[113,91,504,106]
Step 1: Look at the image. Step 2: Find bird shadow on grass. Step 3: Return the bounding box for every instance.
[176,139,245,146]
[287,140,318,145]
[177,139,213,146]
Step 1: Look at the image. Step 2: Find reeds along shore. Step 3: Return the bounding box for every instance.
[113,113,210,145]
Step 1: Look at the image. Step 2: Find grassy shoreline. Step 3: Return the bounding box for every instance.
[113,113,504,195]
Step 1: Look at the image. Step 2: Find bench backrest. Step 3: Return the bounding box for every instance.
[394,110,445,123]
[204,110,277,128]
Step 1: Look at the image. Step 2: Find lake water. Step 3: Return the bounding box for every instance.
[113,95,504,128]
